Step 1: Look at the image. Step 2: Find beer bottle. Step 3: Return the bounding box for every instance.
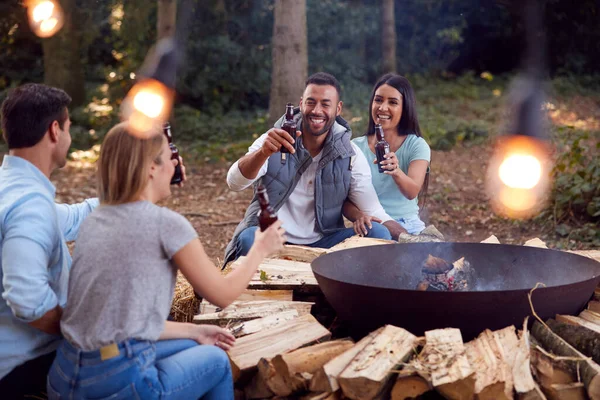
[256,184,278,231]
[163,122,183,184]
[374,124,391,174]
[280,103,296,164]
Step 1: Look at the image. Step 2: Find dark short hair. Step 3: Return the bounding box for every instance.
[366,73,422,138]
[1,83,72,149]
[305,72,341,99]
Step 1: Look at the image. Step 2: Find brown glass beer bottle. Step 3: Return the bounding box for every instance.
[280,103,296,164]
[257,184,278,231]
[163,122,183,184]
[374,124,391,174]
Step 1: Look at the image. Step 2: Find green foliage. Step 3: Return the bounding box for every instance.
[550,127,600,247]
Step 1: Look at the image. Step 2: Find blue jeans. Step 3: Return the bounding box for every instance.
[396,215,426,235]
[47,339,233,400]
[237,222,392,257]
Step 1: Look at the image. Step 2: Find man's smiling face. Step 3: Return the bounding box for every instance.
[300,84,342,137]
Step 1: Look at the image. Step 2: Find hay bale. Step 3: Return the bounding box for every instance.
[170,272,200,322]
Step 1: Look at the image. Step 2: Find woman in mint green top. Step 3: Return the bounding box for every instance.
[345,74,431,235]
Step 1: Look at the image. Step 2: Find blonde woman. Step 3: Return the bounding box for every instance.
[47,122,286,400]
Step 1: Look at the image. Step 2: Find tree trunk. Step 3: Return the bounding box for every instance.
[157,0,177,40]
[268,0,307,126]
[42,0,85,107]
[381,0,397,74]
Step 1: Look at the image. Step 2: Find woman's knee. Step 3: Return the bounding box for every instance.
[366,222,392,240]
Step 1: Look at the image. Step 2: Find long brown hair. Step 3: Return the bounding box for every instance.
[97,122,164,205]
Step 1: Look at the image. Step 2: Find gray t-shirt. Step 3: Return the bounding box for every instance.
[61,201,198,350]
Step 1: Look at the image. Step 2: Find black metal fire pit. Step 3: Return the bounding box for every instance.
[311,242,600,340]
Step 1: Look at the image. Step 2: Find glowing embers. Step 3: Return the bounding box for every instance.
[486,134,552,218]
[26,0,64,38]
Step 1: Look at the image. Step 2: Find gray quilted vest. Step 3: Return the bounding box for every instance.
[222,110,355,267]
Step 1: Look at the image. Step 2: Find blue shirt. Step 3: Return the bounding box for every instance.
[352,134,431,220]
[0,155,98,378]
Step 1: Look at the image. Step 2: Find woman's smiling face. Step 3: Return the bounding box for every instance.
[371,84,403,132]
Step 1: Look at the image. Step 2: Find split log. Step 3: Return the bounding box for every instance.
[228,314,331,382]
[588,301,600,314]
[481,235,500,244]
[411,328,475,400]
[579,310,600,327]
[530,344,576,390]
[230,257,319,291]
[596,287,600,302]
[464,329,512,400]
[544,382,586,400]
[193,300,313,326]
[524,238,548,248]
[390,370,431,400]
[531,320,600,399]
[310,328,382,393]
[547,318,600,364]
[275,245,327,263]
[556,314,600,335]
[337,325,418,400]
[398,225,445,243]
[327,236,396,252]
[258,339,354,396]
[237,289,294,302]
[244,366,275,399]
[231,310,300,338]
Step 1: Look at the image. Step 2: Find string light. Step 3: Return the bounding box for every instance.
[26,0,64,38]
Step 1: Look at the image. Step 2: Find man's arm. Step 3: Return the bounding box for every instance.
[55,198,99,241]
[2,196,63,334]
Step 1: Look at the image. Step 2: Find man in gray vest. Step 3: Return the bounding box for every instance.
[224,72,404,266]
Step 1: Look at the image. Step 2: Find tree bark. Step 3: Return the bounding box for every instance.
[157,0,177,40]
[268,0,307,126]
[381,0,397,74]
[42,0,85,107]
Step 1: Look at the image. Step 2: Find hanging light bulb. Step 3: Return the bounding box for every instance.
[121,38,178,138]
[26,0,64,38]
[485,0,552,219]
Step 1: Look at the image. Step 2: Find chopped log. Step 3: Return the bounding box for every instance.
[338,325,418,400]
[423,254,453,274]
[299,392,343,400]
[580,310,600,327]
[238,289,294,302]
[193,300,313,326]
[411,328,475,400]
[327,236,396,252]
[481,235,501,244]
[531,320,600,399]
[524,238,548,248]
[310,328,382,393]
[230,257,319,291]
[231,310,300,337]
[275,245,327,263]
[259,339,355,396]
[530,344,576,390]
[546,319,600,364]
[596,287,600,302]
[228,314,331,382]
[556,315,600,335]
[509,320,546,400]
[464,329,512,400]
[545,382,586,400]
[244,365,275,399]
[200,292,293,314]
[589,301,600,314]
[390,370,431,400]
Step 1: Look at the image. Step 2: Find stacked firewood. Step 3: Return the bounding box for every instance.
[193,239,600,399]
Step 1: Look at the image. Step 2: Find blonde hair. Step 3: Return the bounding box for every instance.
[98,122,165,205]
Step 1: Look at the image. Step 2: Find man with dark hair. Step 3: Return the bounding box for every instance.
[224,72,405,265]
[0,84,99,396]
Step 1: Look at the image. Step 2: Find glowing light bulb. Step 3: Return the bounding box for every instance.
[498,154,542,189]
[27,0,64,38]
[133,91,164,118]
[121,79,173,138]
[485,135,552,219]
[32,1,54,22]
